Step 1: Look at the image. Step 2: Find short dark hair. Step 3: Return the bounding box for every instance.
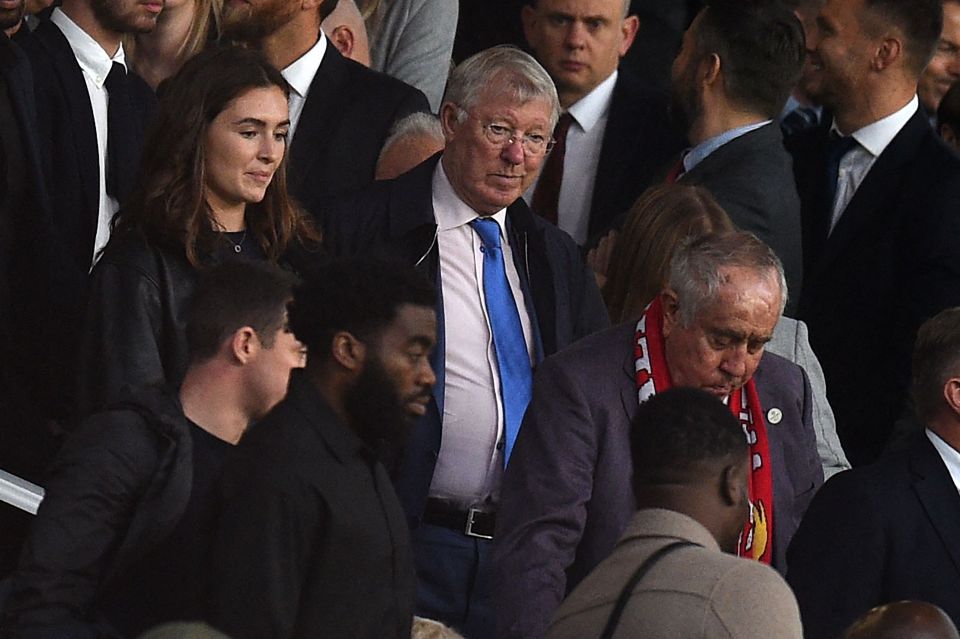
[319,0,341,20]
[912,307,960,422]
[631,387,747,492]
[938,80,960,132]
[288,256,436,361]
[186,260,298,362]
[694,0,805,119]
[863,0,942,75]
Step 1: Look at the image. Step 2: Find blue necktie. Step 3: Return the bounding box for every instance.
[470,217,532,465]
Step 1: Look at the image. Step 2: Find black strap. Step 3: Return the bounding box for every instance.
[598,540,698,639]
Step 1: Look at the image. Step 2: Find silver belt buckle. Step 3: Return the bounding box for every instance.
[464,508,493,540]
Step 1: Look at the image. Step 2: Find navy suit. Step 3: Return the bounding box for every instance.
[322,154,610,526]
[789,109,960,465]
[493,321,824,639]
[287,42,428,220]
[583,70,684,243]
[787,431,960,638]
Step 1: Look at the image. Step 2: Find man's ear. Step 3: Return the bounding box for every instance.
[943,377,960,418]
[328,24,355,59]
[331,331,366,372]
[231,326,260,364]
[439,102,461,141]
[700,52,722,90]
[720,457,747,507]
[618,15,640,57]
[660,289,681,338]
[873,36,903,72]
[520,4,538,49]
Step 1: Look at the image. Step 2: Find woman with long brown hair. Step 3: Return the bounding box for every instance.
[77,46,320,417]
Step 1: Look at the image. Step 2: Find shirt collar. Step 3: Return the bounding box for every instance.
[684,120,771,173]
[432,160,508,232]
[566,70,618,133]
[51,7,125,88]
[926,428,960,494]
[831,95,918,158]
[282,34,327,99]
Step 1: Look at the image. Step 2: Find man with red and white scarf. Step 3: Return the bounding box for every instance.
[493,232,824,639]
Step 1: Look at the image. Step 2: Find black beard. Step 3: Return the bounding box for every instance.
[343,356,416,473]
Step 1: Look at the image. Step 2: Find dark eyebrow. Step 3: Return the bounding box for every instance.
[409,335,435,349]
[233,117,291,127]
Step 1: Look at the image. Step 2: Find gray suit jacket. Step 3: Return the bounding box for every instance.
[547,509,803,639]
[493,322,824,639]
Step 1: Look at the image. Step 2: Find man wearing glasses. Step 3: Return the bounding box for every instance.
[322,44,609,639]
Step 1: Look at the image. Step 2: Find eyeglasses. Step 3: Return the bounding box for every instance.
[458,108,556,156]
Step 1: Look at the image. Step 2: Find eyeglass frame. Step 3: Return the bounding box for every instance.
[455,107,557,156]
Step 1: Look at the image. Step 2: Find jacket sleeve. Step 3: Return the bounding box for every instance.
[493,355,599,639]
[76,256,165,419]
[2,413,158,639]
[207,455,324,639]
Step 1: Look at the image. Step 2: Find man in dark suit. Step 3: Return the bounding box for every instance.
[787,308,960,638]
[521,0,683,246]
[19,0,157,421]
[494,232,824,639]
[323,46,609,638]
[788,0,960,465]
[221,0,428,220]
[670,0,805,316]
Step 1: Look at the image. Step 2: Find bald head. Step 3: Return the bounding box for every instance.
[843,602,960,639]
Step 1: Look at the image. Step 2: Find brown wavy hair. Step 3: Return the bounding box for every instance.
[603,183,734,323]
[114,46,320,267]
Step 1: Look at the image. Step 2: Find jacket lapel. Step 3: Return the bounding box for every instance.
[910,433,960,577]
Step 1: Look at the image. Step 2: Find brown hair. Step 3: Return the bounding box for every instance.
[602,183,734,323]
[114,46,320,267]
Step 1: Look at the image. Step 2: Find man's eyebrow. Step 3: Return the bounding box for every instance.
[408,335,435,348]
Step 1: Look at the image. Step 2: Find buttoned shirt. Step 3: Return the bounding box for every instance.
[281,34,327,141]
[523,71,617,245]
[681,119,771,174]
[51,8,124,268]
[829,96,918,232]
[927,428,960,495]
[428,161,535,507]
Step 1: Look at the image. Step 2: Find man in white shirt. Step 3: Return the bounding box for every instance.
[787,307,960,638]
[321,45,609,638]
[22,0,158,421]
[520,0,682,246]
[220,0,428,218]
[788,0,960,466]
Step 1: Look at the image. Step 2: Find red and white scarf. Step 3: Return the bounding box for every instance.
[633,297,774,564]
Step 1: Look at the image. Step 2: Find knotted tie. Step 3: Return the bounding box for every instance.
[104,62,139,202]
[531,112,575,225]
[780,106,820,137]
[469,217,532,465]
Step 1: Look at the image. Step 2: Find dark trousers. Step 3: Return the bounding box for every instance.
[412,523,494,639]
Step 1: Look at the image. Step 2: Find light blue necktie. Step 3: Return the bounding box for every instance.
[469,217,532,465]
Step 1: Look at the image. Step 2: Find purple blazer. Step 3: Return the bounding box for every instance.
[493,321,824,639]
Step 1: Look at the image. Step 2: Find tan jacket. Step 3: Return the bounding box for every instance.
[546,508,803,639]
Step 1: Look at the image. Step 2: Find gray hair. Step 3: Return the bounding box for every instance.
[381,112,444,156]
[445,45,560,130]
[666,232,788,326]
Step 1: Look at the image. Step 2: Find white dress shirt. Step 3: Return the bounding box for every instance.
[523,71,617,245]
[428,161,535,507]
[51,8,124,268]
[927,428,960,495]
[830,96,918,232]
[281,34,327,141]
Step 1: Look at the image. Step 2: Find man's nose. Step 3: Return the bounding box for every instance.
[500,137,525,165]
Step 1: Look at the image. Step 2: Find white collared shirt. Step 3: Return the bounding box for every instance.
[281,34,327,142]
[51,7,125,268]
[927,428,960,495]
[830,96,918,232]
[428,160,535,507]
[523,71,617,245]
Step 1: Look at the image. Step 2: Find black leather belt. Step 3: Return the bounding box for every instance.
[422,498,496,540]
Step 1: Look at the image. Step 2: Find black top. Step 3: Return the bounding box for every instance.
[208,372,415,639]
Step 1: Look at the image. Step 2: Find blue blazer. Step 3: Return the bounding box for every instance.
[322,154,610,528]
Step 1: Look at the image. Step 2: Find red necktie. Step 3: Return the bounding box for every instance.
[531,112,575,225]
[665,156,686,184]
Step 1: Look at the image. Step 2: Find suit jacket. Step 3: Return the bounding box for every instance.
[547,509,803,639]
[287,41,428,220]
[789,109,960,465]
[786,431,960,639]
[584,70,684,242]
[493,321,824,639]
[681,123,803,316]
[322,154,610,527]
